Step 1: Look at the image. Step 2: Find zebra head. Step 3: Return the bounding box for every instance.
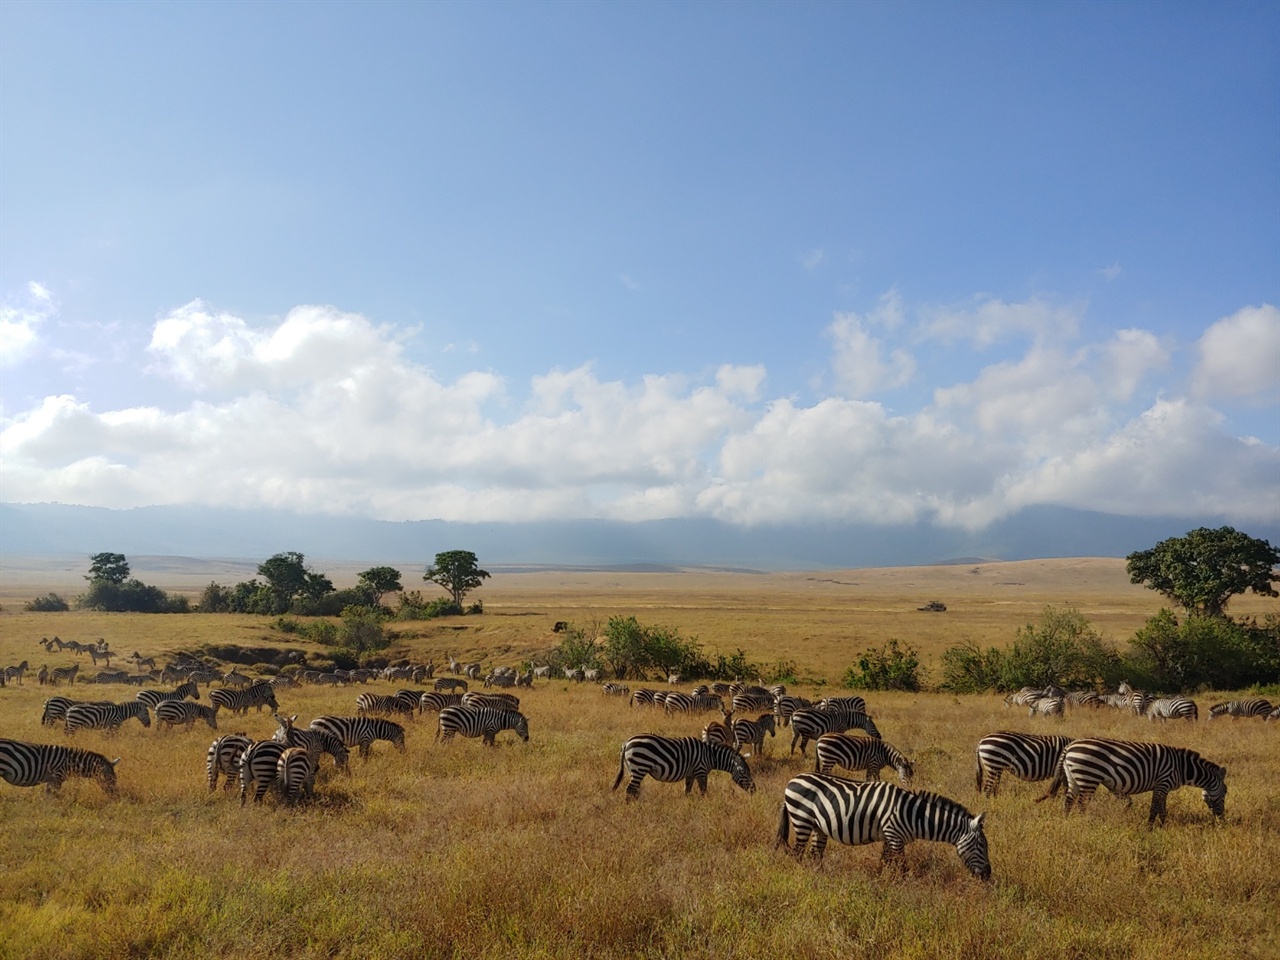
[955,812,991,881]
[729,753,756,794]
[1196,761,1227,818]
[93,755,122,797]
[272,714,298,742]
[513,713,530,742]
[893,755,915,784]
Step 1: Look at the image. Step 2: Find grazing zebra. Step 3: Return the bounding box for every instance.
[4,660,30,685]
[65,701,151,734]
[816,696,868,715]
[975,732,1074,798]
[1066,690,1104,708]
[419,691,464,714]
[777,774,991,878]
[434,677,468,693]
[276,746,316,804]
[1,738,120,796]
[155,700,220,732]
[137,680,201,711]
[1027,695,1065,718]
[663,692,725,714]
[49,665,79,686]
[732,713,777,756]
[436,705,530,746]
[1269,706,1280,721]
[630,688,660,708]
[773,695,813,727]
[308,716,406,759]
[1146,697,1198,722]
[612,735,755,800]
[1208,699,1273,719]
[816,733,914,783]
[602,682,630,697]
[221,670,252,689]
[37,665,49,686]
[209,682,278,716]
[462,691,520,711]
[239,740,287,805]
[731,692,775,714]
[271,715,350,773]
[355,692,417,719]
[41,696,110,726]
[207,734,253,791]
[789,708,881,756]
[1061,737,1227,826]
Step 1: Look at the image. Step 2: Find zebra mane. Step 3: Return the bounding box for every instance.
[902,787,983,828]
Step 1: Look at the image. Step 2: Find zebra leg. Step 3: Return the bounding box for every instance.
[1148,790,1168,828]
[790,731,801,755]
[775,804,792,852]
[809,832,828,862]
[625,774,645,801]
[868,764,883,781]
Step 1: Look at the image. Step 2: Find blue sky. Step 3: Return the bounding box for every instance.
[2,2,1278,532]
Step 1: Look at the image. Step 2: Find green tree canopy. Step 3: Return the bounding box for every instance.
[1126,526,1280,618]
[257,551,333,614]
[423,550,490,608]
[87,552,130,584]
[358,566,403,606]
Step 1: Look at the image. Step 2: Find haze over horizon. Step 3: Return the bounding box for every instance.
[2,5,1277,548]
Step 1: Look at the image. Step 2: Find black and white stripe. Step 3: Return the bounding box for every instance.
[41,696,111,727]
[308,716,406,759]
[815,696,868,714]
[776,774,991,879]
[461,691,520,711]
[612,735,755,800]
[435,705,530,746]
[788,708,881,756]
[1146,697,1198,722]
[815,733,914,783]
[239,740,287,805]
[0,738,120,796]
[974,732,1073,798]
[601,683,630,697]
[731,713,777,756]
[49,665,79,686]
[773,695,813,727]
[207,734,253,792]
[730,692,775,713]
[1208,698,1273,719]
[1062,737,1227,826]
[64,700,151,733]
[155,700,220,731]
[276,746,316,805]
[209,682,279,716]
[629,688,660,708]
[662,693,725,714]
[271,714,350,773]
[418,691,464,714]
[136,680,200,711]
[355,692,418,718]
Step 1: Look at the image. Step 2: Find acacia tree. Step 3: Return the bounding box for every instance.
[257,551,333,614]
[423,550,490,609]
[87,552,130,584]
[1126,526,1279,618]
[358,566,403,607]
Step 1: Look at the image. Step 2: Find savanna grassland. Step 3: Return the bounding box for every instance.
[1,557,1278,960]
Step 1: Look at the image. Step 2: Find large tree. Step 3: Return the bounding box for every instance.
[86,552,130,584]
[257,551,333,613]
[1126,526,1280,618]
[358,566,403,606]
[423,550,490,609]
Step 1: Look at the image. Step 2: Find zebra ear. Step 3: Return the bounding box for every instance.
[110,757,122,767]
[972,812,986,830]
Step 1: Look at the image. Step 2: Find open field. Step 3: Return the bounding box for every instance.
[1,558,1278,959]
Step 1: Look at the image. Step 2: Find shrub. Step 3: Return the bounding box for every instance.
[1128,610,1280,691]
[843,639,922,691]
[197,582,231,613]
[304,620,340,646]
[338,605,390,654]
[25,593,69,612]
[938,641,1007,694]
[394,591,463,620]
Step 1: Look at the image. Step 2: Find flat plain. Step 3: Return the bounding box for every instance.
[0,556,1277,960]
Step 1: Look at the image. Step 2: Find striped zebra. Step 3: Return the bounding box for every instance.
[816,733,914,783]
[41,696,110,727]
[4,660,29,685]
[773,695,813,727]
[730,692,775,714]
[1,738,120,796]
[630,688,660,708]
[355,692,417,719]
[1027,695,1065,718]
[209,682,278,716]
[271,715,350,773]
[137,680,201,711]
[776,774,991,879]
[975,732,1073,798]
[663,693,724,715]
[65,701,151,734]
[732,713,777,756]
[276,746,316,804]
[1270,706,1280,721]
[155,700,220,732]
[701,714,735,748]
[434,677,468,692]
[1118,681,1152,716]
[612,735,755,800]
[419,692,464,714]
[1146,697,1198,722]
[1066,690,1104,709]
[789,708,881,756]
[239,740,287,805]
[462,691,521,711]
[207,734,253,791]
[49,665,79,686]
[816,696,868,715]
[436,705,530,746]
[1208,699,1274,719]
[308,716,406,759]
[602,683,630,697]
[1061,737,1227,826]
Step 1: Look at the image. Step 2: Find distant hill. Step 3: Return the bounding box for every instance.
[3,502,1275,571]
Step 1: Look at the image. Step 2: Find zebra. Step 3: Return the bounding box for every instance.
[209,682,278,716]
[221,670,252,689]
[65,700,151,734]
[1061,737,1227,827]
[1027,695,1065,718]
[773,695,813,727]
[601,682,630,697]
[436,705,530,746]
[1208,698,1274,719]
[355,692,417,719]
[49,665,79,686]
[155,700,219,731]
[732,713,777,756]
[271,715,350,773]
[1270,706,1280,721]
[663,692,724,714]
[137,680,201,711]
[239,739,287,805]
[419,692,465,714]
[276,746,316,805]
[815,696,868,715]
[776,774,991,880]
[462,691,520,711]
[815,733,914,783]
[789,708,881,756]
[701,713,735,748]
[1,738,120,796]
[974,732,1073,798]
[611,735,755,801]
[434,677,468,693]
[1118,681,1152,716]
[630,688,660,708]
[207,734,253,791]
[308,716,406,759]
[730,692,775,714]
[4,660,30,685]
[37,665,49,686]
[41,696,110,726]
[1146,697,1198,722]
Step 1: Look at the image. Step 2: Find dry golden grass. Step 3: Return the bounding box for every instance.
[1,558,1278,959]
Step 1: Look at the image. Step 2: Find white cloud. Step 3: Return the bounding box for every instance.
[801,248,826,272]
[1099,263,1122,281]
[827,291,914,398]
[1191,303,1280,402]
[0,282,56,367]
[919,295,1081,347]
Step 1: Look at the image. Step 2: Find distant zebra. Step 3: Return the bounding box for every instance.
[418,692,464,714]
[816,733,914,783]
[49,665,79,686]
[732,713,777,756]
[975,732,1073,798]
[789,708,881,756]
[612,735,755,800]
[1208,699,1273,720]
[221,670,252,689]
[1146,697,1198,722]
[355,692,417,719]
[276,746,316,804]
[773,695,813,727]
[155,700,220,732]
[663,693,724,715]
[137,680,201,711]
[239,740,287,805]
[602,683,630,697]
[209,682,278,716]
[271,715,350,773]
[434,677,468,693]
[776,774,991,879]
[65,701,151,734]
[1062,737,1227,826]
[731,692,775,714]
[308,716,406,759]
[436,706,529,746]
[462,691,520,711]
[1118,681,1152,716]
[1,738,120,796]
[4,660,30,685]
[630,688,660,708]
[41,696,111,727]
[207,734,253,791]
[1066,690,1104,709]
[1027,695,1065,718]
[815,696,867,715]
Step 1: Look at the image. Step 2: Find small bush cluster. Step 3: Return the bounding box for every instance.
[80,578,190,613]
[843,639,922,691]
[25,593,70,612]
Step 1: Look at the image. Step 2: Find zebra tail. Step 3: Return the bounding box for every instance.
[611,749,625,792]
[775,802,791,852]
[975,759,983,794]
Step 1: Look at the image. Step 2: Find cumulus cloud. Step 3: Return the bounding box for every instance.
[827,291,914,397]
[0,282,56,366]
[1191,303,1280,402]
[919,295,1081,347]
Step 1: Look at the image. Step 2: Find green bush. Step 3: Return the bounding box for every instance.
[197,582,231,613]
[304,620,339,646]
[338,605,390,654]
[843,639,922,691]
[938,641,1007,694]
[394,591,463,620]
[79,578,189,613]
[1129,610,1280,691]
[25,593,69,612]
